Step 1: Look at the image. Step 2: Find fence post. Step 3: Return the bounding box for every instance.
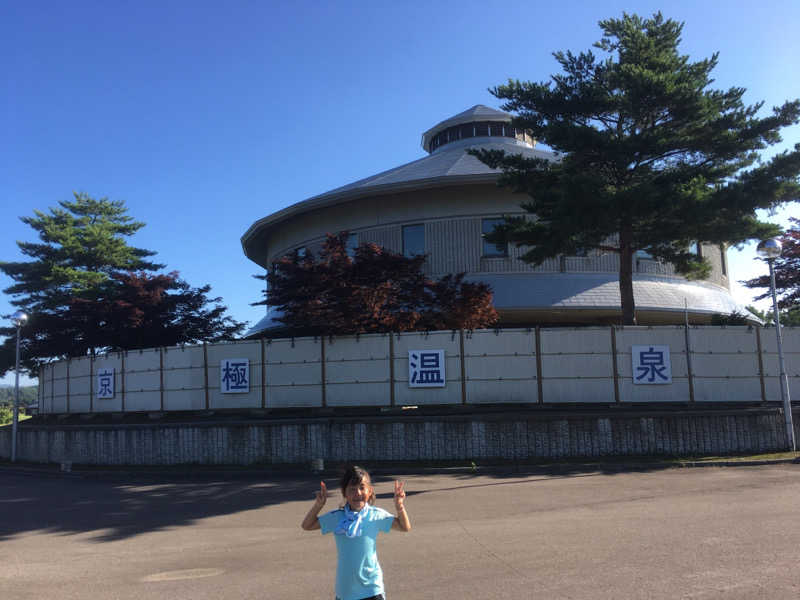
[320,337,327,408]
[610,326,620,403]
[460,329,467,404]
[203,342,209,410]
[261,338,266,409]
[535,326,543,404]
[121,351,126,412]
[89,354,94,413]
[684,324,695,403]
[159,347,164,411]
[66,358,71,413]
[756,327,767,403]
[389,334,395,407]
[51,362,55,413]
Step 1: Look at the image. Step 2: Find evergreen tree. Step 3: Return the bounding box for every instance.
[743,217,800,325]
[0,193,244,374]
[254,232,498,336]
[472,12,800,324]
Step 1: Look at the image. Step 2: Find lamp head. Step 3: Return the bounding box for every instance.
[756,238,782,260]
[11,311,27,327]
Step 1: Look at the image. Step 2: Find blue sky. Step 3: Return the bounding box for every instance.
[2,0,799,386]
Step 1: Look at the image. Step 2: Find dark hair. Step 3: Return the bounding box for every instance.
[340,465,375,505]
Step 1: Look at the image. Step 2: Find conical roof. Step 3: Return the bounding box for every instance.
[421,104,513,152]
[241,105,552,268]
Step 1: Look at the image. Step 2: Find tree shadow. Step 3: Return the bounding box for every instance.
[0,460,678,543]
[0,470,321,543]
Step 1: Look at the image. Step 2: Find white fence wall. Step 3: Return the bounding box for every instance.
[36,326,800,414]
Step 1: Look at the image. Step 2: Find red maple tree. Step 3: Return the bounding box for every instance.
[254,232,498,336]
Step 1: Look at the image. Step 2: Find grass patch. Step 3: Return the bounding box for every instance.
[675,451,799,463]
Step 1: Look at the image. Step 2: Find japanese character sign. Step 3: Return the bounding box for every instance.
[96,368,115,399]
[632,345,672,384]
[221,358,249,393]
[408,350,445,388]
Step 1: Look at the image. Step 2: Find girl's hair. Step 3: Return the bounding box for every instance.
[340,465,376,505]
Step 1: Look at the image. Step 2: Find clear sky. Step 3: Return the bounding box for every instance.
[2,0,799,386]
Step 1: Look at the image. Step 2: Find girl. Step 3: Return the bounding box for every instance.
[301,465,411,600]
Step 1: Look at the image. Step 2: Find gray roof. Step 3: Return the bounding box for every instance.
[241,134,552,267]
[470,274,749,315]
[244,275,751,337]
[421,104,513,152]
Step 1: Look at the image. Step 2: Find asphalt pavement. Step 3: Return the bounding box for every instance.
[2,462,800,599]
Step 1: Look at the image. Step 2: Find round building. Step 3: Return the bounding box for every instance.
[241,105,749,337]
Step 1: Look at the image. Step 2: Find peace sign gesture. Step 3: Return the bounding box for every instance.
[393,480,406,511]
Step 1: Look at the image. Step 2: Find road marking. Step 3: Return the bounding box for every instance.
[141,568,224,582]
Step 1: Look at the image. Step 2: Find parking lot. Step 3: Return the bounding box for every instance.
[2,463,799,599]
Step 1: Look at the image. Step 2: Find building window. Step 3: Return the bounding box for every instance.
[346,233,358,258]
[402,224,425,257]
[482,218,508,257]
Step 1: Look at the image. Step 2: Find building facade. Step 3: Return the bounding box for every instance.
[241,105,747,337]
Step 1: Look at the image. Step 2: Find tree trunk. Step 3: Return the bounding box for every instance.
[619,226,637,325]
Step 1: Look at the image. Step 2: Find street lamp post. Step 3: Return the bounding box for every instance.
[11,311,28,463]
[756,239,795,452]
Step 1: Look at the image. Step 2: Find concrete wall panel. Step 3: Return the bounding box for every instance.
[163,345,206,411]
[393,331,461,405]
[542,354,613,379]
[265,337,322,408]
[124,349,161,412]
[67,357,92,413]
[51,360,68,413]
[267,385,322,408]
[325,335,390,406]
[694,378,763,403]
[542,379,615,403]
[466,380,537,404]
[93,355,123,412]
[690,326,756,352]
[465,329,535,355]
[326,382,389,406]
[541,328,611,354]
[620,380,690,403]
[206,341,262,409]
[39,365,51,414]
[34,327,797,413]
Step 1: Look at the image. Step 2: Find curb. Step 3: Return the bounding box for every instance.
[0,457,797,480]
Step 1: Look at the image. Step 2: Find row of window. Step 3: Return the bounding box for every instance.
[428,121,521,152]
[289,222,726,274]
[401,220,506,258]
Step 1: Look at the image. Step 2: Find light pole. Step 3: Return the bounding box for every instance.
[756,239,795,452]
[10,311,28,463]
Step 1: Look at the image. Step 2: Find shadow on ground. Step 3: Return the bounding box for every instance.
[0,460,682,543]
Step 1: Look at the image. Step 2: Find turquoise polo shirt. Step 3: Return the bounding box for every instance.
[319,505,394,600]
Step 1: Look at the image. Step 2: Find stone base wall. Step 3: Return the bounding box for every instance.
[1,408,797,466]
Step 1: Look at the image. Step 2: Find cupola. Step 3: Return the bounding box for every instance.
[420,104,535,153]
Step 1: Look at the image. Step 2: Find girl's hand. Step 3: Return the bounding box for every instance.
[393,480,406,511]
[314,481,328,508]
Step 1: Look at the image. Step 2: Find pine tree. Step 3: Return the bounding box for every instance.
[472,12,800,324]
[0,193,244,374]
